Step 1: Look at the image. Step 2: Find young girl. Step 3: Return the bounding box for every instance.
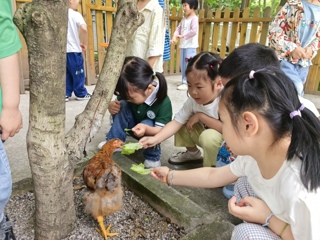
[150,67,320,239]
[171,0,199,90]
[99,56,172,168]
[140,52,223,167]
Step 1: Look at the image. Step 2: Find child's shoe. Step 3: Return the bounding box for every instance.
[76,93,91,101]
[144,159,161,169]
[222,184,235,199]
[0,215,16,240]
[169,150,203,165]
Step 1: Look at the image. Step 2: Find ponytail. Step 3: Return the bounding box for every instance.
[154,72,168,103]
[288,106,320,191]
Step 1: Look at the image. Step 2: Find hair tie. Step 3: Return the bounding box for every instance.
[153,72,156,76]
[209,64,213,69]
[290,104,305,119]
[249,70,255,79]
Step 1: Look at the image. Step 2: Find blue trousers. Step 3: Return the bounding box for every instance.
[180,48,197,84]
[66,52,88,98]
[280,60,309,96]
[0,141,11,223]
[106,100,161,161]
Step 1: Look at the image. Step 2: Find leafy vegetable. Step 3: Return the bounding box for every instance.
[130,163,151,175]
[121,142,143,155]
[124,128,132,132]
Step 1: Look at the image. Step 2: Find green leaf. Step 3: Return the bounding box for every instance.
[130,163,151,175]
[124,128,132,132]
[121,142,143,155]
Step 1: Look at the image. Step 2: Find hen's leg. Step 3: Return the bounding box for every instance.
[96,216,118,239]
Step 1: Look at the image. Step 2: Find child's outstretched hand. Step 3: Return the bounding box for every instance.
[108,100,121,115]
[228,196,272,225]
[132,123,147,138]
[139,136,158,149]
[151,166,170,183]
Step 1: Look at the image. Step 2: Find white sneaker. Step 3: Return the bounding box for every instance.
[169,150,203,165]
[76,93,91,101]
[144,160,161,169]
[177,84,188,90]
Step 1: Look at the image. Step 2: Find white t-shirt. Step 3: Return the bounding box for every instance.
[230,155,320,239]
[174,96,219,124]
[67,8,86,53]
[299,96,320,118]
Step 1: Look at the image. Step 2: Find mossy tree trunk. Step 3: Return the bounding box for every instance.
[13,0,143,238]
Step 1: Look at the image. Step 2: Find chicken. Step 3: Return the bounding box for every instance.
[83,138,124,239]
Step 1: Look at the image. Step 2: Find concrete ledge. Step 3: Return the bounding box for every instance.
[113,153,234,235]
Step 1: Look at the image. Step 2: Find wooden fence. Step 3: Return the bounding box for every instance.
[14,0,320,94]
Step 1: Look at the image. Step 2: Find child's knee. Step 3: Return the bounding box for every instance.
[199,129,223,148]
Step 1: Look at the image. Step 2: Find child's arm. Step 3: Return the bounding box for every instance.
[79,23,88,51]
[151,164,238,188]
[0,53,23,140]
[139,120,183,148]
[186,112,222,133]
[171,22,182,44]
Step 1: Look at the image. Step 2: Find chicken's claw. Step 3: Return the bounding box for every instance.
[97,216,118,239]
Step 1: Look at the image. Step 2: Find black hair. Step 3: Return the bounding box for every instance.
[115,56,168,103]
[181,0,198,10]
[219,43,280,80]
[220,66,320,191]
[185,51,221,83]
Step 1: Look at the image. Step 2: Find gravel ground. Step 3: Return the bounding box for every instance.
[5,176,186,240]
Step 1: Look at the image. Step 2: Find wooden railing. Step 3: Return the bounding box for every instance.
[13,0,320,94]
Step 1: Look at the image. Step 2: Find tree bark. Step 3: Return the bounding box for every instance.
[14,0,143,238]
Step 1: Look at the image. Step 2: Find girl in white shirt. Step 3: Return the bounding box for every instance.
[149,67,320,239]
[140,52,223,167]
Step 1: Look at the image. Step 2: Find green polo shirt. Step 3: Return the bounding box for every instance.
[129,96,172,127]
[0,0,22,114]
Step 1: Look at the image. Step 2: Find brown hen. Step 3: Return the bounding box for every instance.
[83,138,124,239]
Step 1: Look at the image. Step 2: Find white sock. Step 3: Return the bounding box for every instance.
[187,149,199,155]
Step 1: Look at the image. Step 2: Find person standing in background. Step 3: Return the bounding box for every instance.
[0,0,24,239]
[126,0,165,73]
[171,0,199,91]
[268,0,320,96]
[158,0,171,68]
[66,0,91,102]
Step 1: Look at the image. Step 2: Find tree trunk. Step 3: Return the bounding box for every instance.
[14,1,73,239]
[14,0,143,239]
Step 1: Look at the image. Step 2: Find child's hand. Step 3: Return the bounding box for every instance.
[0,108,23,140]
[80,43,87,51]
[139,136,158,149]
[132,123,147,138]
[228,196,272,225]
[151,166,170,183]
[108,100,121,115]
[177,34,184,39]
[304,47,313,59]
[186,114,199,130]
[291,46,306,60]
[170,36,177,45]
